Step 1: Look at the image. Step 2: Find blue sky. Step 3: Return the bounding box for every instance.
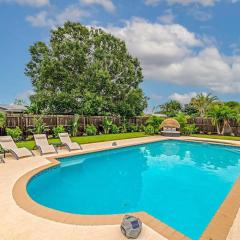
[0,0,240,111]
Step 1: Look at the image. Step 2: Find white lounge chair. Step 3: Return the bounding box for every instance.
[34,134,57,155]
[0,136,33,160]
[59,133,82,151]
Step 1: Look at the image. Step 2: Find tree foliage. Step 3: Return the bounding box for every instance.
[208,104,239,135]
[190,93,218,117]
[0,112,6,128]
[146,115,164,133]
[25,22,147,117]
[158,100,182,117]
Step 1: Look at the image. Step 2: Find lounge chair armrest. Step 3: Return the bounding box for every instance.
[30,150,35,156]
[35,145,43,155]
[53,145,58,153]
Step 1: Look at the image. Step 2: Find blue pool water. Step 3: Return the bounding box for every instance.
[27,140,240,239]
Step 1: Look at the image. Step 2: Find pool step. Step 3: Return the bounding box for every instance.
[60,158,86,168]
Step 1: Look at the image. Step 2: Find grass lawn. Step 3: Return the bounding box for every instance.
[16,132,148,150]
[191,134,240,141]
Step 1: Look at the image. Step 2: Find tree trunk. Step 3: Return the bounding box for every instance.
[221,120,229,135]
[216,124,221,135]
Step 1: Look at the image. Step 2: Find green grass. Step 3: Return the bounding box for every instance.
[16,132,148,150]
[191,134,240,141]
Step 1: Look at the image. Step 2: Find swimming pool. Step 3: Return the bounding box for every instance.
[27,140,240,239]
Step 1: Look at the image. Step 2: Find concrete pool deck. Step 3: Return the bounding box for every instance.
[0,136,240,240]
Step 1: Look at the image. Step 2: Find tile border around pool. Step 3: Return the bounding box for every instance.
[12,137,240,240]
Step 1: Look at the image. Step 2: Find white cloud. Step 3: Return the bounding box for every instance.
[189,8,212,21]
[15,90,34,103]
[158,9,175,24]
[26,5,89,28]
[151,93,163,101]
[145,0,217,6]
[26,11,49,27]
[169,92,197,104]
[145,0,161,5]
[104,18,240,93]
[0,0,49,7]
[80,0,115,12]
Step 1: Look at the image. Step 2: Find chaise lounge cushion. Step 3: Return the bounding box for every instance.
[12,147,33,158]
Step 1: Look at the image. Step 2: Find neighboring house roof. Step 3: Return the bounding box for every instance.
[0,104,27,113]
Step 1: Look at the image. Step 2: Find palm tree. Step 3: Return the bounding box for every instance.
[190,93,218,117]
[208,104,222,135]
[220,106,239,135]
[208,104,238,135]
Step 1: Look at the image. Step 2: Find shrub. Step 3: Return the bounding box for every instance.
[111,124,120,134]
[102,117,112,134]
[120,123,127,133]
[174,112,188,129]
[138,124,145,132]
[32,117,49,134]
[71,114,81,137]
[127,124,138,132]
[146,116,164,134]
[85,124,97,136]
[0,111,6,128]
[53,125,65,138]
[144,125,155,135]
[182,124,198,136]
[6,127,22,141]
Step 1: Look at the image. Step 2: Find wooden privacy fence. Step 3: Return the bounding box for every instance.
[2,115,240,136]
[188,117,240,136]
[3,114,149,137]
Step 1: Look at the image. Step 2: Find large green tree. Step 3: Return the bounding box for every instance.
[25,22,147,117]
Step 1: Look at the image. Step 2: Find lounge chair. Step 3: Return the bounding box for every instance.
[0,136,33,160]
[59,133,82,151]
[34,134,57,155]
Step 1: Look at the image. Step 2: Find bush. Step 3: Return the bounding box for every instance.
[111,124,120,134]
[138,124,145,132]
[53,125,65,138]
[182,124,198,136]
[71,114,81,137]
[146,116,164,134]
[127,124,138,132]
[144,125,155,135]
[0,111,6,128]
[102,117,113,134]
[6,127,22,141]
[120,123,127,133]
[31,117,49,134]
[174,112,188,129]
[85,124,97,136]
